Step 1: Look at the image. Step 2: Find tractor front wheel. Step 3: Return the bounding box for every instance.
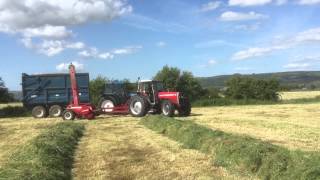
[129,96,149,117]
[161,100,175,117]
[62,110,75,120]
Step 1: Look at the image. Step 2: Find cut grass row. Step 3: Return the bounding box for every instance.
[141,115,320,180]
[0,122,84,180]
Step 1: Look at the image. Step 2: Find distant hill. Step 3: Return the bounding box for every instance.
[198,71,320,90]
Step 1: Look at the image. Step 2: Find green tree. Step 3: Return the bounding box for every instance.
[0,77,14,103]
[154,65,180,91]
[89,76,108,105]
[154,66,204,101]
[225,76,280,101]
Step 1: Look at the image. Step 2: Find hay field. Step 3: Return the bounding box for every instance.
[0,117,59,168]
[188,103,320,152]
[72,116,246,180]
[280,91,320,100]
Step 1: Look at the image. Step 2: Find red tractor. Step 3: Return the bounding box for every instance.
[99,79,191,117]
[62,64,191,120]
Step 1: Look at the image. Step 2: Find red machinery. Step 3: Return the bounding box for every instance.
[62,64,96,120]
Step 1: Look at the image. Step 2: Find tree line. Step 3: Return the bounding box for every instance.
[89,65,280,105]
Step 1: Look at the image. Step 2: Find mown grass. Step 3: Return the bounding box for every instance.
[141,116,320,180]
[72,116,244,180]
[0,122,85,180]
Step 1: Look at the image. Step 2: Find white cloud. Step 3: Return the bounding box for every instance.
[298,0,320,5]
[283,63,311,70]
[232,47,273,60]
[220,11,268,21]
[156,41,167,47]
[22,39,86,57]
[200,1,221,12]
[232,27,320,60]
[56,61,84,72]
[78,46,141,60]
[229,0,272,6]
[21,25,72,39]
[112,46,142,55]
[0,0,132,56]
[0,0,132,33]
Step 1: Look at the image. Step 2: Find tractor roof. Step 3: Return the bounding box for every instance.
[140,80,162,83]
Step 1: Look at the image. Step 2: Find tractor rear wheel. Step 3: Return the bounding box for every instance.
[129,96,149,117]
[161,100,175,117]
[49,105,62,117]
[62,110,75,120]
[32,106,48,118]
[178,99,191,116]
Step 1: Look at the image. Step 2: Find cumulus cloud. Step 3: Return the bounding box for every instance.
[200,1,222,12]
[78,46,141,60]
[56,61,84,72]
[232,27,320,60]
[298,0,320,5]
[0,0,132,56]
[22,39,85,56]
[229,0,272,6]
[220,11,268,21]
[0,0,132,33]
[21,25,72,39]
[276,0,288,5]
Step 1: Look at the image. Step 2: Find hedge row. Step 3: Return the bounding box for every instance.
[0,122,85,180]
[141,116,320,180]
[0,106,29,118]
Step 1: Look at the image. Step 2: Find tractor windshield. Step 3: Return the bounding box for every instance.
[154,82,165,92]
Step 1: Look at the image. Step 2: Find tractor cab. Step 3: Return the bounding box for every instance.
[137,80,165,104]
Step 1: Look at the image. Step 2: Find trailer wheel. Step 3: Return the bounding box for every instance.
[49,105,62,117]
[129,96,149,117]
[161,100,175,117]
[62,110,75,120]
[32,106,48,118]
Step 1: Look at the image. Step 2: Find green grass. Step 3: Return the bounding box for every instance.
[0,122,85,180]
[0,106,29,118]
[141,116,320,180]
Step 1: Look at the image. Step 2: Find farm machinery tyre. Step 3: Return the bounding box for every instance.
[32,106,48,118]
[178,99,191,117]
[62,110,75,120]
[49,105,63,117]
[161,100,175,117]
[99,96,116,113]
[129,95,149,117]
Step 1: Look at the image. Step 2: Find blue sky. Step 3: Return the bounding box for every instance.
[0,0,320,90]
